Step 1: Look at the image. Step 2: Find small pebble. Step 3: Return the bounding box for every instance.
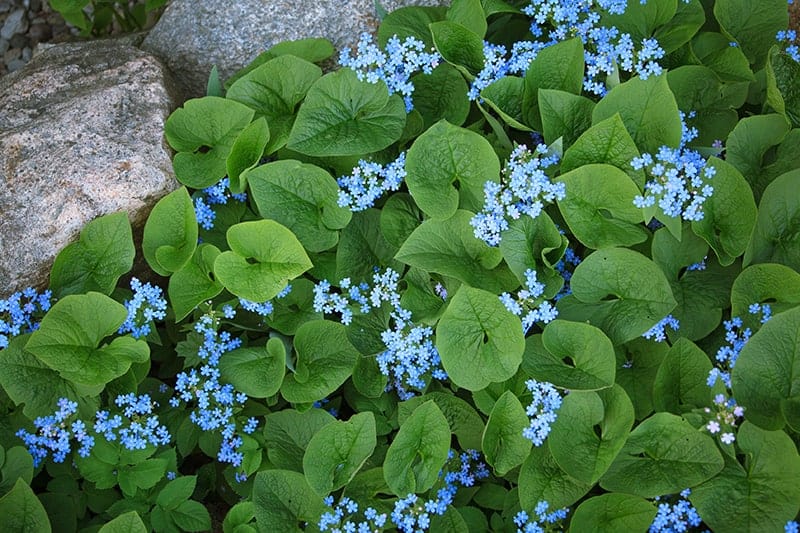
[4,46,19,62]
[1,8,27,40]
[7,56,25,71]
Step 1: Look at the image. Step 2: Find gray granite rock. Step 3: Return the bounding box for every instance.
[0,38,181,298]
[141,0,450,98]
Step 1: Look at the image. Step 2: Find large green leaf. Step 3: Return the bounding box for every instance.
[561,114,645,189]
[49,212,134,298]
[303,412,376,495]
[569,494,657,533]
[538,89,595,146]
[600,412,724,497]
[142,187,198,277]
[405,121,500,219]
[336,209,402,284]
[0,336,99,419]
[690,157,756,266]
[601,0,677,44]
[558,248,676,345]
[0,479,51,533]
[383,401,451,495]
[248,160,351,252]
[227,55,322,154]
[263,409,336,472]
[167,244,224,321]
[226,117,270,193]
[397,392,485,451]
[429,20,485,75]
[556,164,648,250]
[395,210,518,294]
[730,263,800,319]
[499,213,566,297]
[592,75,682,154]
[690,422,800,532]
[411,64,470,129]
[731,305,800,430]
[281,320,359,404]
[766,46,800,128]
[713,0,788,67]
[725,114,790,200]
[436,286,525,391]
[482,391,531,476]
[219,339,285,399]
[214,220,312,302]
[548,386,634,484]
[164,97,254,188]
[377,6,447,47]
[287,69,406,156]
[446,0,486,37]
[744,169,800,271]
[98,511,147,533]
[653,338,714,414]
[25,293,148,387]
[522,38,585,129]
[252,470,326,533]
[522,320,616,391]
[518,445,592,510]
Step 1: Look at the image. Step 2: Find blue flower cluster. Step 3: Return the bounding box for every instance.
[317,449,488,532]
[632,112,716,222]
[777,29,800,62]
[520,0,678,96]
[471,144,565,247]
[339,33,441,112]
[319,496,388,532]
[0,287,52,349]
[703,393,744,445]
[169,310,253,472]
[337,152,407,212]
[314,268,447,399]
[707,303,772,389]
[117,277,167,339]
[788,520,799,533]
[500,269,558,333]
[468,40,544,100]
[686,256,707,272]
[390,449,489,531]
[649,489,701,532]
[94,393,171,450]
[522,379,563,446]
[642,314,680,342]
[17,398,94,467]
[239,283,292,317]
[194,177,248,231]
[514,500,570,533]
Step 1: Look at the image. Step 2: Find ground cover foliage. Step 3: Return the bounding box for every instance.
[2,0,800,531]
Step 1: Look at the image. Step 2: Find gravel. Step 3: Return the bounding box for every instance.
[0,0,73,76]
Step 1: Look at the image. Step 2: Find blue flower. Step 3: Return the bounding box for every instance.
[16,398,94,467]
[471,144,564,247]
[522,379,563,446]
[0,287,52,350]
[94,394,171,451]
[339,33,440,112]
[777,29,800,62]
[642,314,680,342]
[649,489,702,532]
[337,152,407,212]
[118,278,167,339]
[193,177,247,230]
[514,500,570,533]
[170,310,252,472]
[239,283,292,317]
[499,269,558,333]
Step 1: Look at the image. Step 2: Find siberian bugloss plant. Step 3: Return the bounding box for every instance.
[1,0,800,531]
